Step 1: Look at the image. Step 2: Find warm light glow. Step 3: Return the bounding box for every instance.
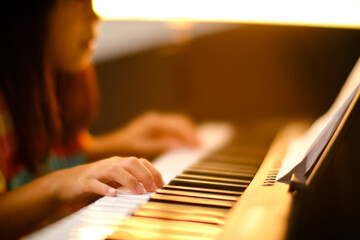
[92,0,360,29]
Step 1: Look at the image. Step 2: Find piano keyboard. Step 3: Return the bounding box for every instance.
[22,121,282,240]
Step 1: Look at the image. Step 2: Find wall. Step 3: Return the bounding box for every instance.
[91,24,360,134]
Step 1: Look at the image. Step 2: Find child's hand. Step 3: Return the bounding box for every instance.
[51,156,164,203]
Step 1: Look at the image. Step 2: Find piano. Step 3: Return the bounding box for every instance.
[23,75,360,240]
[18,118,302,240]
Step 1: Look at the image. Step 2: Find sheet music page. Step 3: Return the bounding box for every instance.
[277,58,360,183]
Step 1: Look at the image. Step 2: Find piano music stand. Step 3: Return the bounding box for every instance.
[288,88,360,239]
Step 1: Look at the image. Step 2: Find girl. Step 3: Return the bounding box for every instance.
[0,0,198,239]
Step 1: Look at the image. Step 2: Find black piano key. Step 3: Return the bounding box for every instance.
[169,177,248,192]
[162,185,243,196]
[192,160,259,169]
[212,145,266,157]
[184,168,254,180]
[212,148,267,160]
[193,161,258,172]
[176,173,251,185]
[199,155,262,166]
[156,188,239,201]
[150,194,235,208]
[188,164,257,176]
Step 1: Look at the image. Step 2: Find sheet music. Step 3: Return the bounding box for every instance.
[277,58,360,183]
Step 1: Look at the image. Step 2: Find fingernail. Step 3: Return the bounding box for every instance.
[136,183,145,194]
[107,188,116,196]
[150,183,157,192]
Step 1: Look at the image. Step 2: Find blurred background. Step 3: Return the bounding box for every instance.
[89,14,360,135]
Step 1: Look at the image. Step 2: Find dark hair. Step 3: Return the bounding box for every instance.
[0,1,98,172]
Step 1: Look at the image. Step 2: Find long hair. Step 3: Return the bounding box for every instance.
[0,1,98,172]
